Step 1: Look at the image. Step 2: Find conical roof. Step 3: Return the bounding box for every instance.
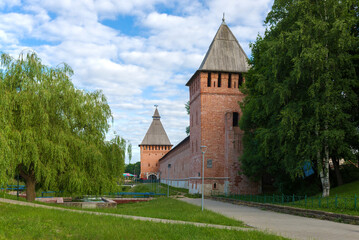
[198,22,249,72]
[140,108,171,146]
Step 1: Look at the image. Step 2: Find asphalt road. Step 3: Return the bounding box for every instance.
[180,197,359,240]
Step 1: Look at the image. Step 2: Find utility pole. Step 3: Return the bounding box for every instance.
[167,164,171,197]
[200,146,207,211]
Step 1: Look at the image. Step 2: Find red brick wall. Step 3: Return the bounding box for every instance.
[159,71,261,195]
[159,137,191,188]
[140,145,171,179]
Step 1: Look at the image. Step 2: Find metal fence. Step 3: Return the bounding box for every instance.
[211,191,358,211]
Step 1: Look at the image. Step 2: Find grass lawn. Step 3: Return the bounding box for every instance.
[213,180,359,216]
[284,180,359,216]
[260,180,359,216]
[0,202,289,240]
[1,193,244,227]
[329,180,359,196]
[88,197,245,227]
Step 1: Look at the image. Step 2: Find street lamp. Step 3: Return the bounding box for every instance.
[167,164,171,197]
[200,145,207,211]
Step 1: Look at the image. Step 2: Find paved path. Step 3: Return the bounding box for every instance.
[180,198,359,240]
[0,198,248,231]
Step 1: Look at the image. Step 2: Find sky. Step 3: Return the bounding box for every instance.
[0,0,274,164]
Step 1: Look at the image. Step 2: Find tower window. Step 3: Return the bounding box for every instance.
[218,73,221,87]
[228,73,232,88]
[238,73,243,86]
[214,183,217,189]
[148,163,150,167]
[207,72,211,87]
[233,112,239,127]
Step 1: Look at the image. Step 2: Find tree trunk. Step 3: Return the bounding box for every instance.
[18,165,36,202]
[25,177,36,202]
[319,146,330,197]
[332,157,343,186]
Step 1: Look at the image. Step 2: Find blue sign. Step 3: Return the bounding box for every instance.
[303,161,314,177]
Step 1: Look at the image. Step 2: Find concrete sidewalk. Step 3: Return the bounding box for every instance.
[180,198,359,240]
[0,198,248,232]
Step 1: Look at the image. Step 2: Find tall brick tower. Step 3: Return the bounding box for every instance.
[139,107,172,180]
[185,20,261,195]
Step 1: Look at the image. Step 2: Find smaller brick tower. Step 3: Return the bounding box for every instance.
[139,107,172,180]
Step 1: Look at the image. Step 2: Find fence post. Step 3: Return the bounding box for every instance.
[355,194,357,210]
[305,195,307,208]
[326,197,329,208]
[272,194,275,204]
[264,195,266,204]
[335,194,338,208]
[319,196,321,208]
[282,194,284,204]
[292,194,295,205]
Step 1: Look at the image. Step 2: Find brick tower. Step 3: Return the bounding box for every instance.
[139,107,172,180]
[185,20,261,195]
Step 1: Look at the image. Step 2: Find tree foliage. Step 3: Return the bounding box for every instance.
[0,52,126,201]
[125,162,141,176]
[240,0,359,197]
[185,101,190,135]
[127,142,132,165]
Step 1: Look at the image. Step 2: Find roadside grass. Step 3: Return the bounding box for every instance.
[283,180,359,216]
[328,181,359,196]
[1,193,245,227]
[212,180,359,216]
[88,197,245,227]
[0,202,289,240]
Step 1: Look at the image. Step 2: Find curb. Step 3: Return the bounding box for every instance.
[209,196,359,225]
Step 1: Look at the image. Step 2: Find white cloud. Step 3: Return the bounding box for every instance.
[0,0,274,163]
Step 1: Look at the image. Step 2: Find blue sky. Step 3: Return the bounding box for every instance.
[0,0,274,163]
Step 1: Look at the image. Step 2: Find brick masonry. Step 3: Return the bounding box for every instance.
[159,72,261,195]
[140,145,171,179]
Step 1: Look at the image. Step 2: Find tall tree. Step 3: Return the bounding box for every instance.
[240,0,359,197]
[185,101,190,135]
[125,162,140,176]
[127,142,132,165]
[0,52,126,201]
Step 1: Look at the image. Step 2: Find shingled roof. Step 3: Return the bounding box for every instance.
[139,108,172,146]
[186,22,249,86]
[199,22,249,72]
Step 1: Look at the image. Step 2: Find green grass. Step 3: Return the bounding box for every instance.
[215,180,359,216]
[1,192,244,227]
[328,180,359,196]
[0,203,288,240]
[284,180,359,216]
[88,197,245,227]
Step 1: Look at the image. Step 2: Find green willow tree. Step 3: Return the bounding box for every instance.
[0,52,126,201]
[240,0,359,197]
